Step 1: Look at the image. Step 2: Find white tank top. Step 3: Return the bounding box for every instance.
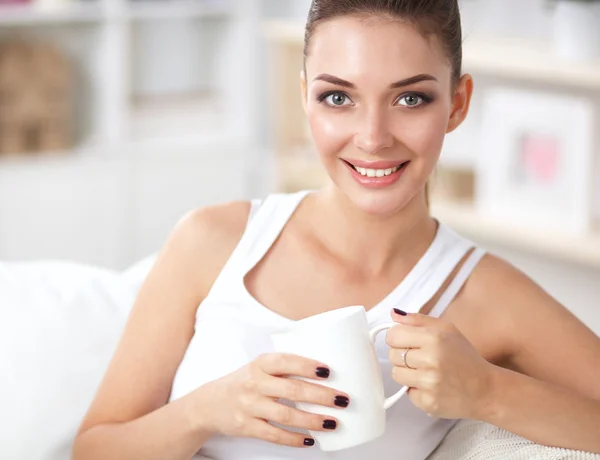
[169,190,486,460]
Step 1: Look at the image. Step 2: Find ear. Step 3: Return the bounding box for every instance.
[446,74,473,134]
[300,70,308,114]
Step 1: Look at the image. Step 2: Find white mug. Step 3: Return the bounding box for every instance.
[270,305,408,451]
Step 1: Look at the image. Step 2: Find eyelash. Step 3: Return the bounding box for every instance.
[316,91,434,108]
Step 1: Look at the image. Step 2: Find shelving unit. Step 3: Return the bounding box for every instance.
[0,3,106,26]
[0,0,260,268]
[431,199,600,269]
[262,19,600,268]
[126,0,233,20]
[0,0,259,154]
[263,20,600,90]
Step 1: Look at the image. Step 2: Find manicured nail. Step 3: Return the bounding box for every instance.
[316,367,330,378]
[334,396,349,407]
[323,419,337,430]
[304,438,315,446]
[394,308,407,316]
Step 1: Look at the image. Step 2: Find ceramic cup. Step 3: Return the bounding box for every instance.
[271,305,407,451]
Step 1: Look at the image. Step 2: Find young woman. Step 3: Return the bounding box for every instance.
[72,1,600,459]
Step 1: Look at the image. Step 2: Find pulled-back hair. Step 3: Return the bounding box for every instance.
[303,0,463,85]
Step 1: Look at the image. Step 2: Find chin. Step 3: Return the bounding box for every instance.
[339,183,416,217]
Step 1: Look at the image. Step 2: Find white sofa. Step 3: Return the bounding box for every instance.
[1,258,598,460]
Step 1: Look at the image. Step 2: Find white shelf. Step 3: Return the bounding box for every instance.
[0,3,106,26]
[262,20,600,90]
[124,133,249,158]
[262,20,303,44]
[431,199,600,269]
[128,94,221,139]
[0,134,247,167]
[126,0,232,20]
[463,37,600,90]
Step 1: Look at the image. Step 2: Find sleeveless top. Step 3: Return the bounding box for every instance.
[168,190,487,460]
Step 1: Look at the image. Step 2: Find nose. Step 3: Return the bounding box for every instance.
[353,108,394,155]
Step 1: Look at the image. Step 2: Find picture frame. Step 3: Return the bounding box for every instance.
[475,86,595,235]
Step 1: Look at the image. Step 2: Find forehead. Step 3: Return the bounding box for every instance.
[306,15,451,84]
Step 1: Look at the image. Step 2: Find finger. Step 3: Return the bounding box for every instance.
[406,387,434,417]
[257,353,330,380]
[260,375,350,408]
[247,419,316,448]
[391,365,421,388]
[254,400,338,432]
[389,347,426,369]
[385,324,431,349]
[392,310,450,328]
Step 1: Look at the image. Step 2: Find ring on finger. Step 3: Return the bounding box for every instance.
[401,347,415,370]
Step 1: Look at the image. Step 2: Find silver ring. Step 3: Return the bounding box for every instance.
[401,347,415,369]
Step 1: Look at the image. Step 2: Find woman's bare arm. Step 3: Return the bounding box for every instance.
[458,255,600,452]
[71,201,251,460]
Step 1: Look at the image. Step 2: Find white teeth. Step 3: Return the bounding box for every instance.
[354,165,402,177]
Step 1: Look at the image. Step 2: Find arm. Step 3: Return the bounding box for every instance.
[388,254,600,453]
[469,256,600,452]
[71,201,252,460]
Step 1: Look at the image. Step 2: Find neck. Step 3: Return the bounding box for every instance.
[310,186,437,277]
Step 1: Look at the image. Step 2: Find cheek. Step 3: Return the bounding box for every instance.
[307,107,350,159]
[394,109,449,161]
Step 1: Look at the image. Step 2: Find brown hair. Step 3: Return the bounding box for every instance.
[303,0,463,85]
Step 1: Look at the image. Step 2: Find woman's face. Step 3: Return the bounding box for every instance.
[303,15,472,216]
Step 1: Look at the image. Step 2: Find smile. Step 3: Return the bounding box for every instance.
[353,163,406,177]
[342,159,410,189]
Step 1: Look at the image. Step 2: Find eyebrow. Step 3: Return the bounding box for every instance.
[313,73,438,89]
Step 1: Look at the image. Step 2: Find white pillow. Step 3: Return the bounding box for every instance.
[0,260,136,460]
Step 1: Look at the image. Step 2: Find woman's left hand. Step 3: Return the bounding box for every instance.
[387,309,496,420]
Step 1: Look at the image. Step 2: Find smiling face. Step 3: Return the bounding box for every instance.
[303,15,472,215]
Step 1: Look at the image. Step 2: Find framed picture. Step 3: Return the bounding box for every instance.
[475,86,595,234]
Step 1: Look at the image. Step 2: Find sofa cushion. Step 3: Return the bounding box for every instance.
[0,260,136,460]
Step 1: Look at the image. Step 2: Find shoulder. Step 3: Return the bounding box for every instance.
[450,252,564,360]
[163,200,253,296]
[461,252,548,311]
[179,200,253,238]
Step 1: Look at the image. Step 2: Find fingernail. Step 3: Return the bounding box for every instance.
[394,308,407,316]
[316,367,330,378]
[304,438,315,446]
[323,419,337,430]
[334,396,349,407]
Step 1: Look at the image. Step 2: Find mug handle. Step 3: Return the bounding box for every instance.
[368,322,410,410]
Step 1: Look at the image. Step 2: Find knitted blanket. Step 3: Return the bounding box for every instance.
[427,419,600,460]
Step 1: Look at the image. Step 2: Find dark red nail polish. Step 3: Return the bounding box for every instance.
[334,396,349,407]
[304,438,315,446]
[394,308,407,316]
[323,419,337,430]
[316,367,330,378]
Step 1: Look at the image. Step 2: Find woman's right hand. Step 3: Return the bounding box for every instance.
[191,353,349,448]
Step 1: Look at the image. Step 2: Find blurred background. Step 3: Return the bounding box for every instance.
[0,0,598,330]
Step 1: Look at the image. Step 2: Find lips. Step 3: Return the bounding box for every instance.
[343,159,408,169]
[342,158,410,189]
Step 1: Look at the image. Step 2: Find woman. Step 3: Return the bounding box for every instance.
[72,0,600,459]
